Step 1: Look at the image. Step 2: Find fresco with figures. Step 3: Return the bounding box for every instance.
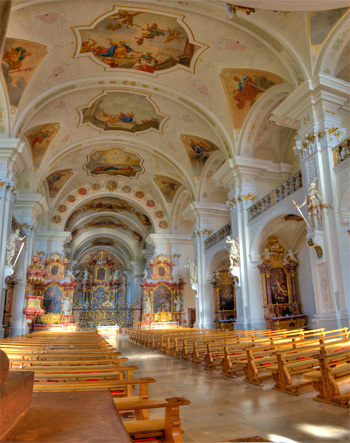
[180,135,219,176]
[74,7,202,74]
[80,91,165,133]
[25,123,60,168]
[220,69,284,129]
[72,217,143,242]
[154,175,181,203]
[43,285,63,315]
[66,196,152,228]
[46,169,73,198]
[84,147,144,178]
[1,38,47,107]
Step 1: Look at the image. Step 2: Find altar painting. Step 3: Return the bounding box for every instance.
[74,7,202,73]
[46,169,73,198]
[80,91,165,133]
[220,69,284,129]
[219,283,235,311]
[84,147,144,178]
[153,285,171,312]
[1,38,47,107]
[43,284,63,315]
[270,267,289,304]
[25,123,60,168]
[96,267,106,281]
[180,135,219,176]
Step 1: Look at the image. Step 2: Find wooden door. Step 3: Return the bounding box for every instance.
[188,308,196,328]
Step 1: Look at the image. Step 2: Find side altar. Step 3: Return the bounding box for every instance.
[257,236,306,330]
[23,252,77,331]
[140,254,185,330]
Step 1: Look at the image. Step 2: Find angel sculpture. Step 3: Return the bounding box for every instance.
[225,236,240,268]
[6,229,25,266]
[296,179,331,231]
[283,249,298,265]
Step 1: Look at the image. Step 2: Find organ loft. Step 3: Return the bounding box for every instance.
[0,1,349,442]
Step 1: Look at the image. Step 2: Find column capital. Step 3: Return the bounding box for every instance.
[271,73,349,137]
[13,193,48,227]
[0,139,31,183]
[213,156,292,192]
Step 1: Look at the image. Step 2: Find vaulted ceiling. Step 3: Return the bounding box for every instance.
[1,1,348,266]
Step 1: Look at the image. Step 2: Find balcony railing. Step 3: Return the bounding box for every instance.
[204,223,231,251]
[333,137,350,166]
[248,170,303,222]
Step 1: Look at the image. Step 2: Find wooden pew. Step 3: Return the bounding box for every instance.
[265,340,350,395]
[304,348,350,407]
[116,397,190,443]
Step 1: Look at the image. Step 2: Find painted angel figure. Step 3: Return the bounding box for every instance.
[225,236,240,267]
[187,257,198,284]
[297,179,331,231]
[6,229,25,266]
[283,249,298,265]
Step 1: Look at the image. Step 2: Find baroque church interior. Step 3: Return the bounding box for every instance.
[0,0,349,442]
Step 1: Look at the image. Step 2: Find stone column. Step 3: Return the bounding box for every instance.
[272,72,350,329]
[0,139,29,337]
[183,203,229,329]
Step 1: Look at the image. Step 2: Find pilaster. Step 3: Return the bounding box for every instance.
[272,72,350,329]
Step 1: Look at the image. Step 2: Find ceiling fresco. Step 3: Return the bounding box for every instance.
[84,146,144,178]
[73,7,204,74]
[1,38,47,107]
[46,169,73,198]
[180,135,219,177]
[79,91,166,133]
[154,175,182,203]
[24,122,60,168]
[3,1,348,264]
[220,69,284,130]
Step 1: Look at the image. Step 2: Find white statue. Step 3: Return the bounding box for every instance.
[67,270,75,281]
[83,269,90,280]
[174,295,182,312]
[62,297,71,316]
[262,248,272,262]
[142,269,148,281]
[226,236,240,267]
[145,295,151,313]
[187,257,198,284]
[113,269,119,280]
[283,249,298,265]
[6,229,25,266]
[297,179,331,231]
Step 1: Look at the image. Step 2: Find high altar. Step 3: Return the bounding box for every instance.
[257,236,306,330]
[23,252,77,331]
[140,254,185,330]
[73,250,121,331]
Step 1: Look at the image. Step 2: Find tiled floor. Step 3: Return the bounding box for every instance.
[110,336,350,443]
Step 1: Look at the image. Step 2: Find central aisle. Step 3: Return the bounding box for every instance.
[110,336,349,443]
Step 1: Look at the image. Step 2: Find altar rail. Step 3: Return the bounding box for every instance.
[248,170,303,222]
[204,223,231,251]
[333,137,350,166]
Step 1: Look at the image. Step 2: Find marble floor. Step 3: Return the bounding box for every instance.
[110,336,350,443]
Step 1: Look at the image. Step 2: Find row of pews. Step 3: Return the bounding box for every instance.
[130,327,350,408]
[0,331,190,442]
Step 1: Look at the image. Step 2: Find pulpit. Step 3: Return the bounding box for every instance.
[140,254,185,330]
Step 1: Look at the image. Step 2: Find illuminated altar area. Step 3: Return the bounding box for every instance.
[73,250,121,330]
[140,254,185,330]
